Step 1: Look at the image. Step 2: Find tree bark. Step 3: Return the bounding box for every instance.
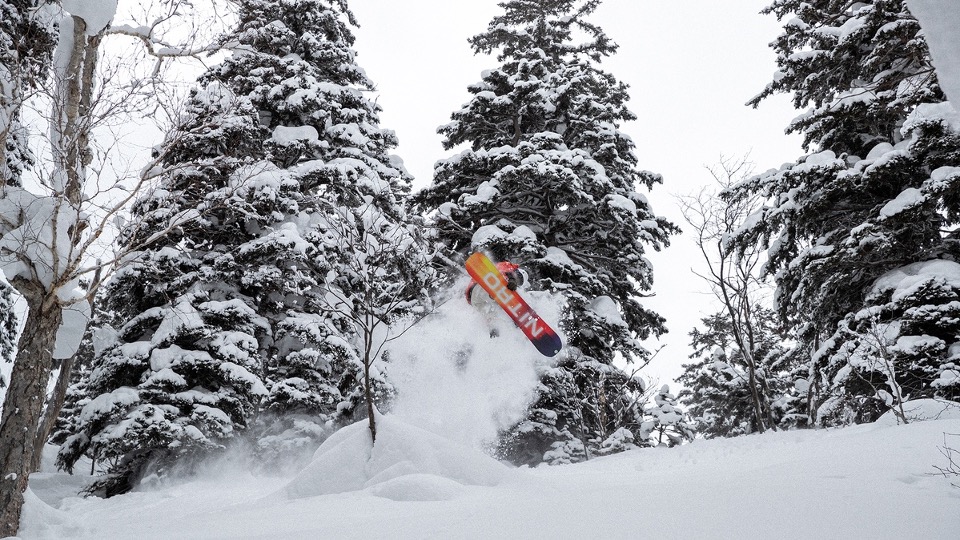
[31,270,98,473]
[0,12,86,538]
[30,355,74,472]
[363,325,377,445]
[0,294,62,537]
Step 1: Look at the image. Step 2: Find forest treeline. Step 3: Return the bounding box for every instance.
[0,0,958,536]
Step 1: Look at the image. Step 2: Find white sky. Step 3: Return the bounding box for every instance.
[350,0,805,385]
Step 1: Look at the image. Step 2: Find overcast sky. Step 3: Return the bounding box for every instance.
[348,1,805,384]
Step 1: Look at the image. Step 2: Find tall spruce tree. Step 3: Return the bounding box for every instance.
[57,0,425,493]
[55,83,279,496]
[414,0,675,465]
[727,0,960,425]
[202,0,425,460]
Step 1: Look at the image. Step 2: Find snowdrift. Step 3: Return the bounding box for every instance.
[16,404,960,539]
[874,398,960,426]
[284,413,511,501]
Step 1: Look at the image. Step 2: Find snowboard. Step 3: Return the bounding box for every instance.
[465,252,563,357]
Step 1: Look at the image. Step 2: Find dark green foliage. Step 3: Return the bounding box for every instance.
[729,0,960,425]
[55,87,276,493]
[0,0,57,187]
[752,0,939,155]
[678,311,804,438]
[57,0,428,493]
[416,0,676,464]
[0,281,16,376]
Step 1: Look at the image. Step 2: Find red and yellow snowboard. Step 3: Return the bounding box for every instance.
[465,252,563,357]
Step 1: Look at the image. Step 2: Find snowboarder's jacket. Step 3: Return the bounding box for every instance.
[466,261,523,305]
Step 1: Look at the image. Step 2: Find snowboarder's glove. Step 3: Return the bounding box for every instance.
[506,272,519,290]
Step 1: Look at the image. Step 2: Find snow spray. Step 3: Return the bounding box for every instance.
[385,281,563,449]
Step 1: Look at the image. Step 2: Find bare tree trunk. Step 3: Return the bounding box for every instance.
[30,355,74,472]
[739,294,778,431]
[743,352,768,433]
[365,366,377,444]
[363,322,377,444]
[0,293,62,537]
[719,283,769,434]
[31,267,98,473]
[596,372,609,438]
[19,16,101,477]
[807,334,820,426]
[0,14,93,536]
[731,324,768,433]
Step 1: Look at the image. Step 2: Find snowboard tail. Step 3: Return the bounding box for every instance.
[465,252,563,357]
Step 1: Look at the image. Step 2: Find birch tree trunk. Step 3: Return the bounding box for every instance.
[0,3,231,526]
[0,292,62,537]
[0,13,93,536]
[30,354,74,472]
[27,17,102,472]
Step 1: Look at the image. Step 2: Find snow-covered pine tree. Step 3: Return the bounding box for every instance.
[0,0,56,188]
[55,83,277,496]
[57,0,427,491]
[643,384,694,447]
[414,0,676,465]
[0,280,16,374]
[201,0,428,456]
[678,311,802,438]
[727,0,960,425]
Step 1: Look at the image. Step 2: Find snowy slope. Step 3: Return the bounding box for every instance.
[18,401,960,540]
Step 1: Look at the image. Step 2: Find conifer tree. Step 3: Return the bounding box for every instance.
[55,84,276,496]
[643,384,694,447]
[415,0,675,465]
[58,0,425,492]
[203,0,428,453]
[727,0,960,425]
[0,0,56,188]
[678,311,802,438]
[0,281,16,374]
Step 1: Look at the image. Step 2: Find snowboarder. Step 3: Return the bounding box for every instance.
[465,259,525,337]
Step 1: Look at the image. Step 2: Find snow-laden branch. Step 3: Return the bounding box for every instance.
[107,25,221,59]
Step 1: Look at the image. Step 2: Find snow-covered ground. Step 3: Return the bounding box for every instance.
[17,399,960,539]
[11,287,960,538]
